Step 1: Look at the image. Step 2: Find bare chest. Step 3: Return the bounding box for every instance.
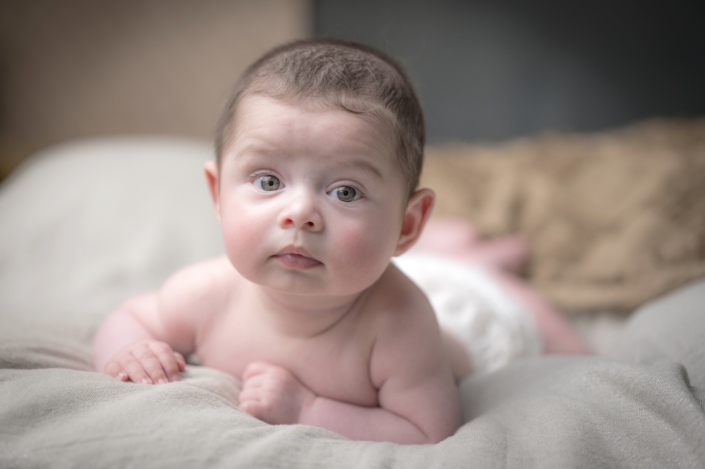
[196,305,379,407]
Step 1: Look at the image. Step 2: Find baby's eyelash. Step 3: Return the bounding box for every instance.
[249,170,284,192]
[248,169,277,179]
[328,183,365,201]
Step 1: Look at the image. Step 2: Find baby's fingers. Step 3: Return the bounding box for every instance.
[104,361,129,381]
[174,352,186,372]
[239,400,264,419]
[121,343,167,384]
[117,354,155,384]
[146,342,182,382]
[238,391,266,419]
[242,361,274,381]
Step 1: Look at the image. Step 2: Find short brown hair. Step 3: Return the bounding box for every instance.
[214,38,425,197]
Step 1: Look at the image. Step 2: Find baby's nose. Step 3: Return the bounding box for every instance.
[278,192,323,232]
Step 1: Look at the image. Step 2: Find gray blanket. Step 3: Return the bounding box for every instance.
[1,138,703,468]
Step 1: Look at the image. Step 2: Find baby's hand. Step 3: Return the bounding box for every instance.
[239,362,316,425]
[104,339,186,385]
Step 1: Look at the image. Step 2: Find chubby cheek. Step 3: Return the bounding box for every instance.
[218,202,270,278]
[328,218,400,290]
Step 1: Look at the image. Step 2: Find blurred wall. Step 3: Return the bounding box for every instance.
[0,0,311,175]
[316,0,705,143]
[2,0,703,172]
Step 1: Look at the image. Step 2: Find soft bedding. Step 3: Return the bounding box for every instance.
[1,137,704,468]
[423,119,705,313]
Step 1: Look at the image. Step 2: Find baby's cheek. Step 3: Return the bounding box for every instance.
[220,210,267,267]
[334,224,394,273]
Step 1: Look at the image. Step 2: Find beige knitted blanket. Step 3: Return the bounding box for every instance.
[423,119,705,313]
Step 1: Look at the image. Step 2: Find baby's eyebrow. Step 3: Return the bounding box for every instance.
[233,141,277,159]
[233,141,385,180]
[346,158,384,181]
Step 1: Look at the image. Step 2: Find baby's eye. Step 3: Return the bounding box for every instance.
[254,175,280,191]
[329,185,359,202]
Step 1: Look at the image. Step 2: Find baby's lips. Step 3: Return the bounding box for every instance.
[273,245,322,270]
[273,253,322,270]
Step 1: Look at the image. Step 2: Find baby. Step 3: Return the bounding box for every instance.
[93,38,585,444]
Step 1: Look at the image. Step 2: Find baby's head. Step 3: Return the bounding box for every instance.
[207,39,435,297]
[214,38,425,198]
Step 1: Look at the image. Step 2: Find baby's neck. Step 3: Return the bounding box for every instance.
[253,286,369,339]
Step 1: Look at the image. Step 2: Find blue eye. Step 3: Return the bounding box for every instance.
[254,175,280,191]
[329,185,359,202]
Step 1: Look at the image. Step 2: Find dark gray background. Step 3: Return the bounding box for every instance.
[315,0,705,143]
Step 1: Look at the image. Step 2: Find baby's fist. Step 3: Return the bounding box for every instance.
[238,362,315,425]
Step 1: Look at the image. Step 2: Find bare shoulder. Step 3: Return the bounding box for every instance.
[155,256,241,344]
[366,263,445,387]
[158,256,240,313]
[366,264,461,442]
[161,255,236,295]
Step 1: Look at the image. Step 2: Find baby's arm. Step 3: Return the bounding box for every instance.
[92,260,220,383]
[306,308,460,443]
[239,303,461,444]
[92,293,187,383]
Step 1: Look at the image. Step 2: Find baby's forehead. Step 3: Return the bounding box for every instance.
[221,94,408,189]
[235,94,397,152]
[237,93,382,125]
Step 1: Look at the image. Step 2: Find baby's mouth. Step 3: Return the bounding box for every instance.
[272,246,322,270]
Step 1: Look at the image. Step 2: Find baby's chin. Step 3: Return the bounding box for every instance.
[232,257,388,298]
[259,272,377,299]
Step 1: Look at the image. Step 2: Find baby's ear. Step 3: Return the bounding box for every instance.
[203,161,221,222]
[394,188,435,256]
